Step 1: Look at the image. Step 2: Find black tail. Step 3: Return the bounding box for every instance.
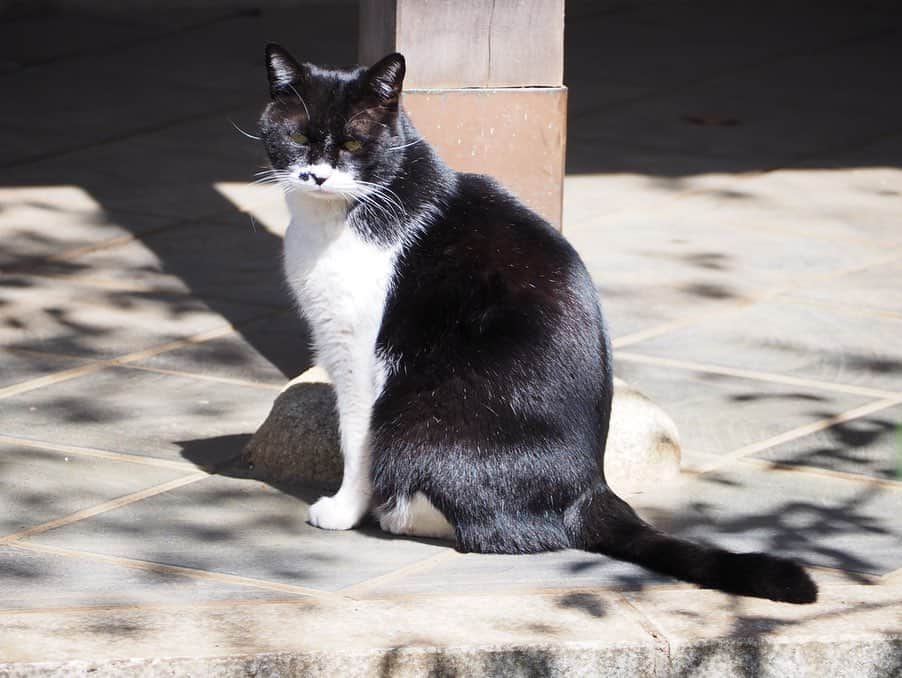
[572,482,818,604]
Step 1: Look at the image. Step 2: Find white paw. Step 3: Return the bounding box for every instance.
[307,495,365,531]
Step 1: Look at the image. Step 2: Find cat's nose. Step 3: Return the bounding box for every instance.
[312,175,327,185]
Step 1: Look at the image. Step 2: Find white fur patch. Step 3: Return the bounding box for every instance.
[377,492,455,541]
[283,190,398,530]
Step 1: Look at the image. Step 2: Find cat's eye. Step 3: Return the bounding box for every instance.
[342,139,363,152]
[289,131,309,145]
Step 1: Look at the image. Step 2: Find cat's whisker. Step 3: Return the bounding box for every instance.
[288,84,311,118]
[352,189,400,227]
[230,119,261,141]
[385,137,424,152]
[353,181,406,216]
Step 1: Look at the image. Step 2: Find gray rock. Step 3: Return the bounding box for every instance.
[244,369,681,496]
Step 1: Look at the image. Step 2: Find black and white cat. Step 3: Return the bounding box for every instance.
[258,44,817,604]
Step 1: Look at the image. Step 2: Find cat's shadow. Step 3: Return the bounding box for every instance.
[175,432,453,548]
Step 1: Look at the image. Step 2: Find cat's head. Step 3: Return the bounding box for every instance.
[259,44,407,200]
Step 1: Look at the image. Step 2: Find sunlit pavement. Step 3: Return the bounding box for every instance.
[1,2,900,675]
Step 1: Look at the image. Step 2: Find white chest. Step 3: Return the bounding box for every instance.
[282,196,396,377]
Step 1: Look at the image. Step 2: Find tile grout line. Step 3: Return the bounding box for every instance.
[611,247,902,350]
[0,434,200,472]
[681,449,902,491]
[612,592,672,678]
[0,473,210,545]
[0,595,315,618]
[774,294,902,323]
[611,296,768,349]
[731,455,902,491]
[0,308,282,400]
[693,395,902,474]
[338,549,462,598]
[615,351,902,399]
[123,364,284,392]
[9,541,334,600]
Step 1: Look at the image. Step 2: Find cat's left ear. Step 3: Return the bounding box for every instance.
[265,43,305,98]
[365,53,406,107]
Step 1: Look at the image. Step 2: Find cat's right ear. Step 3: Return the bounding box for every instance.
[265,43,304,98]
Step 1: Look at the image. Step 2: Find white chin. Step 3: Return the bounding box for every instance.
[302,188,344,200]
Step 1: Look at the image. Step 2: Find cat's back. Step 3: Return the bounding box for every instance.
[393,172,597,321]
[382,171,604,375]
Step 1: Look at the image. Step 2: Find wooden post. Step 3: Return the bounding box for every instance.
[359,0,567,229]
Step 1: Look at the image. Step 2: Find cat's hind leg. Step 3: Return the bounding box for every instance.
[377,492,456,541]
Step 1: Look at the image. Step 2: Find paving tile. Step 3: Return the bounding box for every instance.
[0,367,274,465]
[0,185,174,271]
[572,32,902,171]
[0,350,89,389]
[635,465,902,575]
[568,201,881,339]
[623,300,902,393]
[566,0,899,94]
[0,137,258,222]
[0,546,280,611]
[26,216,293,309]
[29,473,450,593]
[0,442,187,538]
[574,202,882,294]
[613,360,870,459]
[0,13,160,67]
[104,5,359,96]
[785,258,902,316]
[363,549,669,597]
[0,64,243,168]
[671,167,902,247]
[752,404,902,481]
[625,584,902,678]
[136,311,312,386]
[0,275,267,359]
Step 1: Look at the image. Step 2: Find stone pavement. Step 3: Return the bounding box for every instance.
[1,1,901,675]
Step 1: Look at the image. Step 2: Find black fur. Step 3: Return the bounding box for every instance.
[260,46,818,604]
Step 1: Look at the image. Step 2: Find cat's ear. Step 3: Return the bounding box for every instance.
[364,52,406,107]
[265,43,305,98]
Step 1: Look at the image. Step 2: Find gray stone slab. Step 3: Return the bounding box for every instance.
[0,275,268,359]
[787,258,902,316]
[25,215,293,309]
[0,54,244,168]
[103,5,358,96]
[626,584,902,678]
[29,473,449,593]
[636,464,902,575]
[0,13,160,68]
[613,360,870,460]
[571,32,902,171]
[0,590,658,677]
[0,350,88,389]
[623,300,902,394]
[667,169,902,247]
[366,549,668,597]
[0,366,274,465]
[0,185,174,271]
[568,200,881,339]
[0,138,257,222]
[136,311,312,386]
[0,546,280,610]
[0,442,186,539]
[575,205,881,297]
[753,404,902,481]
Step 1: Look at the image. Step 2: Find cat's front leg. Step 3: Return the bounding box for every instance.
[307,372,374,530]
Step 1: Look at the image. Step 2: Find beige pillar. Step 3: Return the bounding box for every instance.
[359,0,567,229]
